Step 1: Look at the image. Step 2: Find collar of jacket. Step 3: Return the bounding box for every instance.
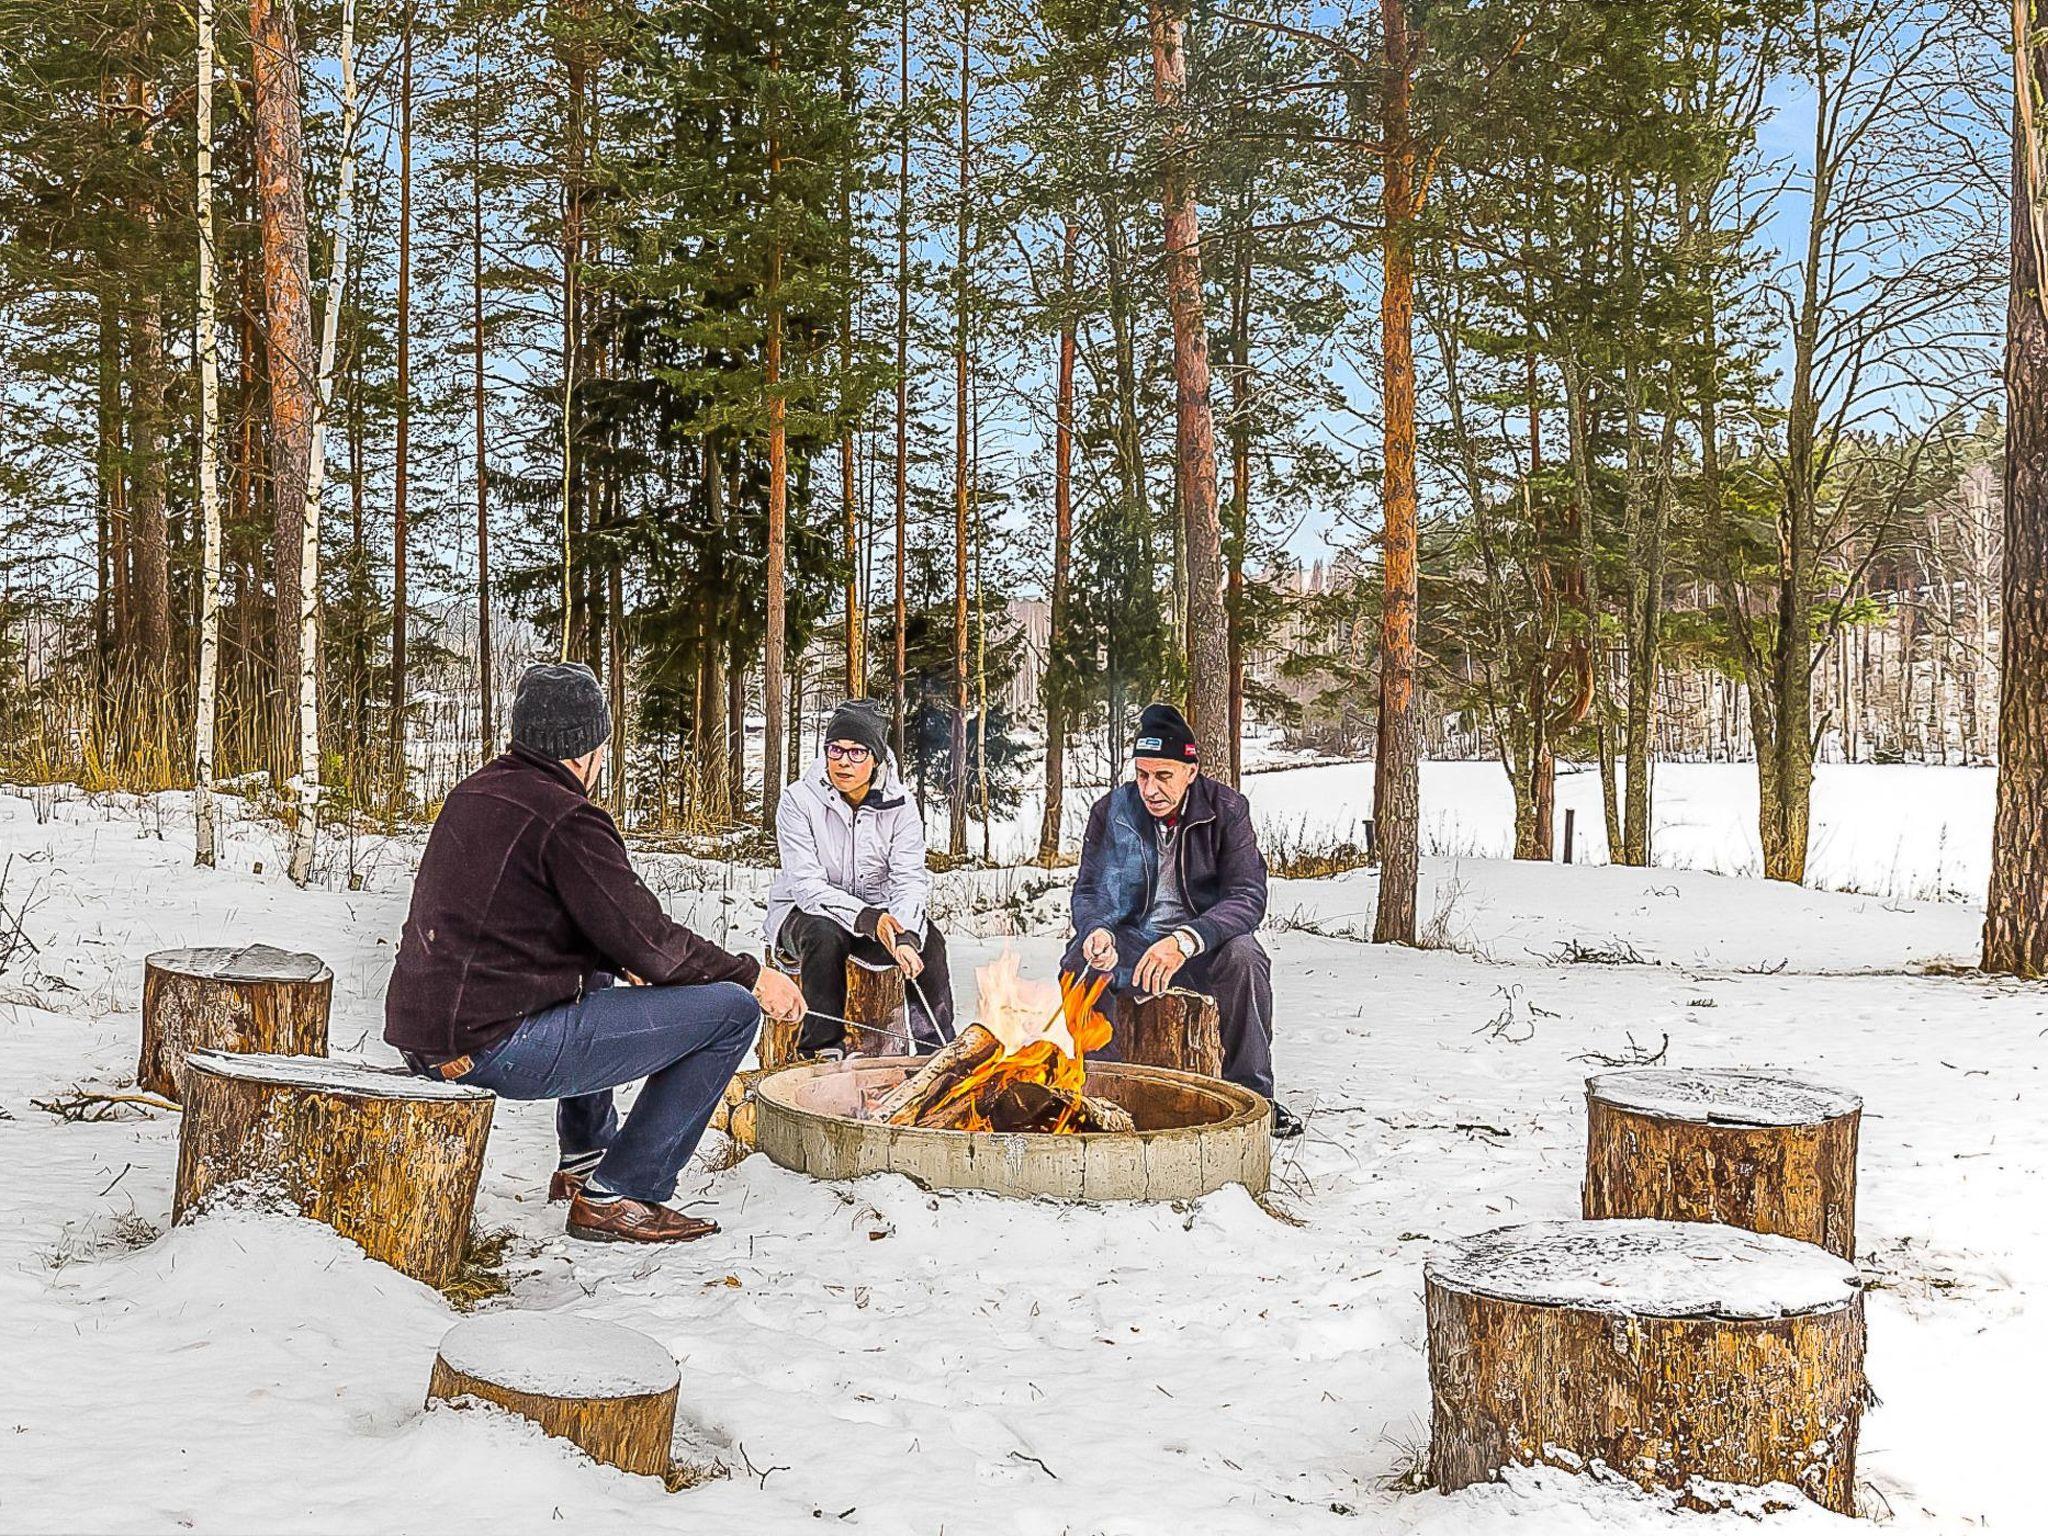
[807,751,907,816]
[508,742,590,799]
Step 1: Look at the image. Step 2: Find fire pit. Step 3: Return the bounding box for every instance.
[751,1056,1271,1200]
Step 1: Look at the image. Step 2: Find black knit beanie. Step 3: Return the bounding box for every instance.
[511,662,612,760]
[824,698,892,764]
[1133,701,1198,763]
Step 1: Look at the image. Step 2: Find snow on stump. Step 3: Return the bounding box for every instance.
[1425,1220,1866,1513]
[1109,989,1223,1079]
[428,1312,679,1478]
[173,1051,493,1288]
[139,944,333,1100]
[1584,1069,1862,1260]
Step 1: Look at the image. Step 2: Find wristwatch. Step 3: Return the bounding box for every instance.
[1171,928,1201,959]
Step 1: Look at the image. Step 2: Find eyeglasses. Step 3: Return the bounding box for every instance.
[825,743,873,764]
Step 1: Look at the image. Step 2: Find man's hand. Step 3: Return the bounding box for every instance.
[1082,927,1118,973]
[753,968,806,1023]
[1132,936,1187,997]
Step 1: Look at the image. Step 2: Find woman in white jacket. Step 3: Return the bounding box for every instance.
[765,700,956,1053]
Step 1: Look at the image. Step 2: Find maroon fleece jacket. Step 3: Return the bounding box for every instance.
[384,745,760,1063]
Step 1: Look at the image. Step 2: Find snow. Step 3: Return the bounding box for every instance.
[1586,1068,1861,1127]
[1426,1220,1861,1319]
[1,769,2044,1533]
[148,942,332,983]
[190,1048,493,1101]
[437,1311,681,1399]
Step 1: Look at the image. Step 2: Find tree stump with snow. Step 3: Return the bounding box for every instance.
[173,1051,493,1288]
[139,944,333,1100]
[1584,1069,1862,1260]
[1109,989,1223,1079]
[427,1312,679,1477]
[1426,1220,1866,1513]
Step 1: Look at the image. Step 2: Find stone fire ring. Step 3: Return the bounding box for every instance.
[751,1057,1272,1201]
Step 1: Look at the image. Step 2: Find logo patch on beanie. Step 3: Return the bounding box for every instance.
[1137,736,1162,751]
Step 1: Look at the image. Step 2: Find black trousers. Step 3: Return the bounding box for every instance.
[1061,930,1276,1100]
[778,908,957,1054]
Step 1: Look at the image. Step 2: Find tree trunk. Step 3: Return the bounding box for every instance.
[761,36,788,809]
[892,0,911,762]
[250,0,318,781]
[1987,43,2048,975]
[472,29,494,760]
[390,4,412,799]
[1227,222,1253,788]
[1149,0,1230,773]
[286,0,359,886]
[129,296,173,673]
[1372,0,1421,945]
[1037,216,1077,865]
[195,0,224,865]
[948,4,972,858]
[140,944,332,1100]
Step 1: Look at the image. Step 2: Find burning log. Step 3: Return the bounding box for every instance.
[874,1024,1003,1125]
[985,1081,1136,1134]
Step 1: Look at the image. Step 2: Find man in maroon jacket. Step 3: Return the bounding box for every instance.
[386,663,805,1243]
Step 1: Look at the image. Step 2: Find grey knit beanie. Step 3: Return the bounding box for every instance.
[824,698,891,764]
[511,662,611,760]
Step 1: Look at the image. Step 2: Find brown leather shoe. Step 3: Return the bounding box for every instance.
[547,1168,586,1204]
[566,1192,720,1244]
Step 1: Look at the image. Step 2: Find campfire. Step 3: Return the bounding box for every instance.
[862,951,1136,1134]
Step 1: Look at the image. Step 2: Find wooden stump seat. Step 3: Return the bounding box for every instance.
[428,1312,679,1477]
[173,1051,493,1288]
[1584,1068,1862,1260]
[1110,989,1223,1079]
[756,953,911,1069]
[1426,1219,1866,1513]
[139,944,332,1100]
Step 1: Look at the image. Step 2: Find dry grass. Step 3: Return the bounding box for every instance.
[663,1456,733,1493]
[443,1224,518,1311]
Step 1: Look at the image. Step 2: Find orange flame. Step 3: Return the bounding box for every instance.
[921,966,1113,1133]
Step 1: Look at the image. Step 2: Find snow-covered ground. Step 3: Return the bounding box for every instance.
[0,770,2039,1534]
[995,754,1995,904]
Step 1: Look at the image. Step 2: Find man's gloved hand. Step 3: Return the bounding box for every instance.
[1082,927,1117,973]
[753,967,806,1023]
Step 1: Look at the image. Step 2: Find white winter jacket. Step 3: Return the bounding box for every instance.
[764,751,932,950]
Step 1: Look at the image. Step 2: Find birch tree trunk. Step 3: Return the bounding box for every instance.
[194,0,224,867]
[471,25,493,760]
[390,3,412,797]
[892,0,910,762]
[1986,6,2048,975]
[285,0,359,886]
[1149,0,1231,776]
[1372,0,1421,945]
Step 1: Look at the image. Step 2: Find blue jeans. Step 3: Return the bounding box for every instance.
[460,979,761,1203]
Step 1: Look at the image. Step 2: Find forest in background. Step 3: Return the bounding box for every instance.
[0,0,2015,925]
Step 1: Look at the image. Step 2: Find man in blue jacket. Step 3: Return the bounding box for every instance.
[1065,702,1302,1138]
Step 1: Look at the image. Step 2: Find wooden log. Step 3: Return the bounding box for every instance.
[709,1066,772,1149]
[1426,1220,1866,1513]
[1110,989,1223,1079]
[139,944,333,1100]
[986,1081,1137,1134]
[844,959,908,1056]
[875,1024,1002,1124]
[428,1312,679,1477]
[1584,1069,1862,1260]
[173,1050,493,1288]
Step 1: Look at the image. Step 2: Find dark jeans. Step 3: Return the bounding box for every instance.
[778,908,956,1054]
[456,979,760,1204]
[1062,929,1276,1100]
